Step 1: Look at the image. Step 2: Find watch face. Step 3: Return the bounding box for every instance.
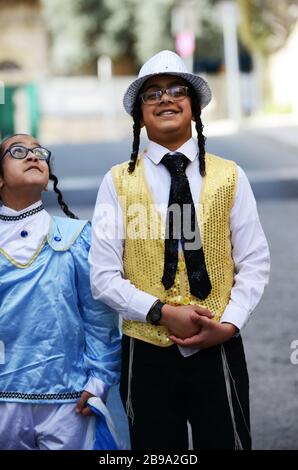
[149,309,161,325]
[147,301,164,325]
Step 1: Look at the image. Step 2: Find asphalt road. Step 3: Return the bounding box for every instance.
[47,129,298,450]
[45,128,298,209]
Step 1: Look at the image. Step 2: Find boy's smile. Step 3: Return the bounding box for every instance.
[140,74,193,150]
[156,107,179,117]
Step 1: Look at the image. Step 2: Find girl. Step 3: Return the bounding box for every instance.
[0,134,121,450]
[89,50,270,450]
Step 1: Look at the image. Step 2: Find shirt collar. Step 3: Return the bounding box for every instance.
[0,200,43,216]
[145,138,198,165]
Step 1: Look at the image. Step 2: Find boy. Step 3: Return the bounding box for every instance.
[89,50,270,450]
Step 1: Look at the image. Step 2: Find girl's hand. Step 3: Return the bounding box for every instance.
[75,391,95,416]
[169,315,238,349]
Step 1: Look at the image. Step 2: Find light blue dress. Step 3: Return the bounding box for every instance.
[0,216,121,404]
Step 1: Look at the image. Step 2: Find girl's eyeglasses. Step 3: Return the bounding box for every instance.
[1,145,51,162]
[140,85,189,105]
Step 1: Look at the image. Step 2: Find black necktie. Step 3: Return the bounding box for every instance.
[161,152,212,299]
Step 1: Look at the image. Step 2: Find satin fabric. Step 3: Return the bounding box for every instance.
[0,402,96,450]
[0,216,121,404]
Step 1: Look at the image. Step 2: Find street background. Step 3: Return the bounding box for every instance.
[1,0,298,450]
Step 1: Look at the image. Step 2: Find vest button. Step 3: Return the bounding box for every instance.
[178,260,186,270]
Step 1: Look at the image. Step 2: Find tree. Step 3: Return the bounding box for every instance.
[236,0,298,108]
[42,0,224,74]
[41,0,109,74]
[94,0,177,69]
[42,0,174,73]
[237,0,298,57]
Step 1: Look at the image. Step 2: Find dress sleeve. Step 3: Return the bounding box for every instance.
[71,223,121,400]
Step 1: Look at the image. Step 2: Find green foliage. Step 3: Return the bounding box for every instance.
[41,0,109,73]
[237,0,298,57]
[97,0,136,62]
[133,0,175,64]
[42,0,224,74]
[42,0,298,74]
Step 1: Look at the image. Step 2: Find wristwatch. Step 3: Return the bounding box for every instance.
[146,300,165,325]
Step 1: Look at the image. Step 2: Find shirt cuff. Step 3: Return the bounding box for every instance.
[220,304,250,331]
[84,376,109,402]
[178,345,200,357]
[126,290,158,322]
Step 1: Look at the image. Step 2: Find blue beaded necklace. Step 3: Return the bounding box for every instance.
[0,204,44,222]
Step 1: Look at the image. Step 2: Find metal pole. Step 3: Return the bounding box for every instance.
[172,0,198,72]
[217,1,242,122]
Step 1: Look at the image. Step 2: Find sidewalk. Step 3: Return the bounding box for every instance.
[206,114,298,151]
[41,113,298,148]
[205,114,298,199]
[42,112,298,208]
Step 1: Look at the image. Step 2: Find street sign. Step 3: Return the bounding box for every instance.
[176,31,195,57]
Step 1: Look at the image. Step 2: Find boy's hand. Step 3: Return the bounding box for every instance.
[76,391,95,416]
[169,315,238,348]
[159,304,214,339]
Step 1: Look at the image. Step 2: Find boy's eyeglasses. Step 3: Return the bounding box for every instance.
[1,145,51,162]
[140,85,189,105]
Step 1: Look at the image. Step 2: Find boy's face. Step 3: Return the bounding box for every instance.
[140,74,193,147]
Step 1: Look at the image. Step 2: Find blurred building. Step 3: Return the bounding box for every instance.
[0,0,47,137]
[1,1,296,144]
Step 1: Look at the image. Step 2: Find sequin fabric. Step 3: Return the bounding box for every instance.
[112,153,237,347]
[123,50,212,116]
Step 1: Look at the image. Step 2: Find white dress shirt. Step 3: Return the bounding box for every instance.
[89,138,270,337]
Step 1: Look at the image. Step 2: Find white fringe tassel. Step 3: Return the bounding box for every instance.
[221,345,251,450]
[125,337,135,424]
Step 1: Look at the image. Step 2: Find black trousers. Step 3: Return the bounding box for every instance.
[120,334,252,450]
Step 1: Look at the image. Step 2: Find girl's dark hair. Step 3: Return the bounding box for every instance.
[0,134,78,219]
[48,168,78,219]
[127,81,207,176]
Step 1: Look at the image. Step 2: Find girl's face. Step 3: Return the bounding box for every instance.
[140,74,193,147]
[0,135,49,198]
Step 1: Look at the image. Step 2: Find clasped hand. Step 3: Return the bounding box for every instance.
[160,304,238,349]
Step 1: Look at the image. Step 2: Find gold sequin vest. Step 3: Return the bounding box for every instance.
[112,153,237,347]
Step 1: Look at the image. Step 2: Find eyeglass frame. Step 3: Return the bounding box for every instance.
[139,85,189,105]
[0,145,52,163]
